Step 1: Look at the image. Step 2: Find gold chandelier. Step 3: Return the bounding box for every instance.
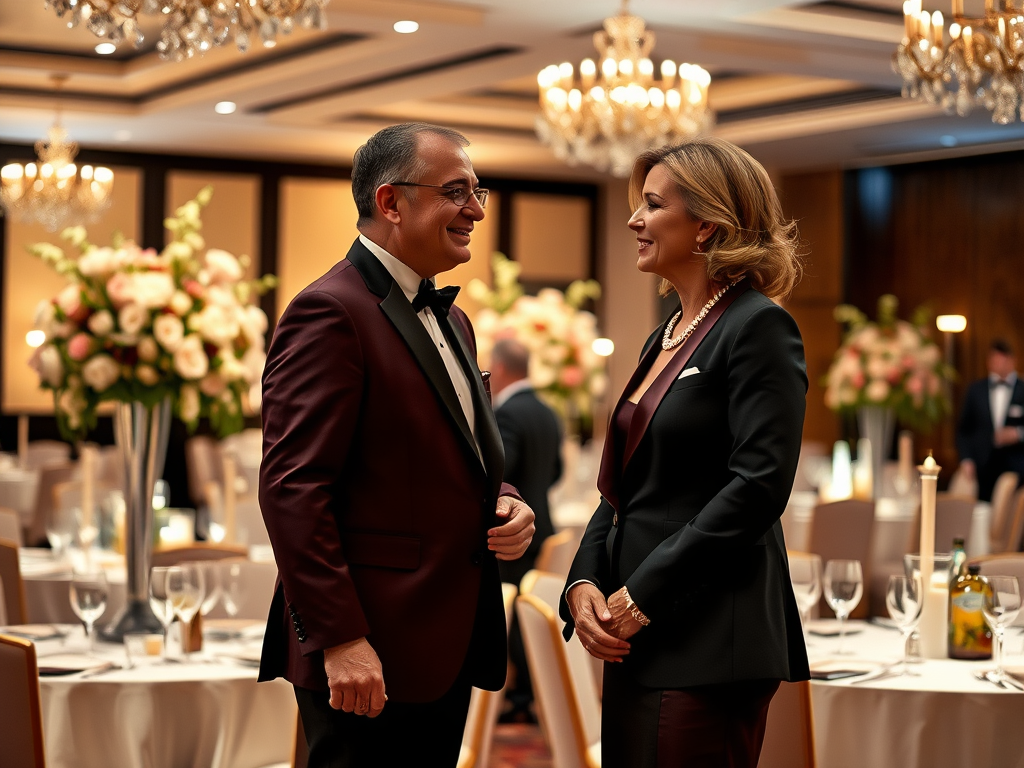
[536,2,712,177]
[44,0,330,60]
[0,78,114,233]
[894,0,1024,124]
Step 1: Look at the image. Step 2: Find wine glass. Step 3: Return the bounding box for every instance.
[166,564,205,662]
[69,571,108,655]
[46,505,78,563]
[790,554,822,639]
[886,575,922,675]
[982,575,1022,683]
[149,566,177,660]
[823,559,863,655]
[197,561,222,619]
[220,561,246,618]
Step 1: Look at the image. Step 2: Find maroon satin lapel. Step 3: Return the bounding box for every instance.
[597,281,749,510]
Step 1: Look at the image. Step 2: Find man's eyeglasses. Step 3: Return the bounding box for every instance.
[389,182,489,209]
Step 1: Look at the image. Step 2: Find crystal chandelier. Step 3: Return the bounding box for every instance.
[894,0,1024,124]
[1,79,114,233]
[44,0,330,60]
[536,2,712,177]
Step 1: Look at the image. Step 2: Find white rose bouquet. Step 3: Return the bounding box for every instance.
[469,253,607,431]
[27,186,276,441]
[824,294,952,430]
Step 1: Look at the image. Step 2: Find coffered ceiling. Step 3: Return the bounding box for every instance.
[3,0,1024,178]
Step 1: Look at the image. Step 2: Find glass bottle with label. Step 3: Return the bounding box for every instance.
[948,564,993,660]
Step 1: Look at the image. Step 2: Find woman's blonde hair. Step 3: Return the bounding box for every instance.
[627,137,802,301]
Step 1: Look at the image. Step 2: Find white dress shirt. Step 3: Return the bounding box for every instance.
[989,371,1018,433]
[493,378,533,411]
[358,235,478,452]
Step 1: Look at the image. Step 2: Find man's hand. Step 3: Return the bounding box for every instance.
[959,459,976,479]
[487,496,535,561]
[566,582,631,662]
[324,637,387,717]
[606,587,645,641]
[995,427,1021,447]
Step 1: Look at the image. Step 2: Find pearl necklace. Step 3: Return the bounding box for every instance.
[661,281,738,351]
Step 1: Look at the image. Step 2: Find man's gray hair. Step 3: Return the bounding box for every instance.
[351,123,469,225]
[491,338,530,378]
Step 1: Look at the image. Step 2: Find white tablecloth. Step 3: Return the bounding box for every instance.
[809,622,1024,768]
[17,624,294,768]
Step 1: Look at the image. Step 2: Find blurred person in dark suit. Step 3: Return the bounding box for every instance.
[258,122,535,768]
[957,338,1024,502]
[490,337,562,722]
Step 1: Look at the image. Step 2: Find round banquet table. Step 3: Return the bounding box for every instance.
[19,623,294,768]
[808,621,1024,768]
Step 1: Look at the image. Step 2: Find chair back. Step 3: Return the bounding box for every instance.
[151,543,248,567]
[969,553,1024,627]
[459,584,517,768]
[757,681,816,768]
[23,440,70,470]
[516,594,598,768]
[808,499,875,618]
[535,528,583,576]
[194,558,278,621]
[27,463,77,546]
[0,507,23,547]
[906,494,976,553]
[948,463,979,500]
[0,538,26,625]
[989,472,1020,552]
[1002,488,1024,553]
[0,634,45,768]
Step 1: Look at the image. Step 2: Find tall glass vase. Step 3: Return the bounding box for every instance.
[857,405,895,501]
[100,398,172,640]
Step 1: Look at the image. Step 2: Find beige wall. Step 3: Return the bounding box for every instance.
[3,167,141,413]
[167,171,260,280]
[511,193,590,282]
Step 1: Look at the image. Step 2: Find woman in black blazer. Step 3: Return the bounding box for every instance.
[560,137,809,768]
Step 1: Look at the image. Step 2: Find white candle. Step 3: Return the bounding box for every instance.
[920,571,950,659]
[830,441,853,500]
[917,452,945,658]
[898,431,914,490]
[854,438,872,500]
[223,454,237,544]
[17,415,28,468]
[81,445,96,532]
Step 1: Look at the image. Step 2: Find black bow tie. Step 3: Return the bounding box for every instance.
[412,279,459,318]
[992,379,1013,388]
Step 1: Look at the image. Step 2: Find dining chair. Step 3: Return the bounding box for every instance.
[0,633,46,768]
[808,499,875,619]
[516,592,601,768]
[1002,488,1024,553]
[26,463,78,546]
[947,462,979,500]
[0,538,27,626]
[968,553,1024,626]
[535,528,583,576]
[0,507,23,546]
[458,583,517,768]
[757,680,816,768]
[906,493,976,554]
[988,472,1020,553]
[23,440,70,471]
[150,542,248,567]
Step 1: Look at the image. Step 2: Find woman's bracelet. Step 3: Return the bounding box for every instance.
[621,587,650,626]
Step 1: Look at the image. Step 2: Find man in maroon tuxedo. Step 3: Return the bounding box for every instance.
[258,123,535,767]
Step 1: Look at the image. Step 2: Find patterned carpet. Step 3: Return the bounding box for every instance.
[489,724,552,768]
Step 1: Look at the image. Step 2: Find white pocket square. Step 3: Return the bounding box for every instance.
[1010,404,1024,418]
[677,367,701,380]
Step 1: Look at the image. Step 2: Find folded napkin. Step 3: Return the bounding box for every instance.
[809,658,892,681]
[37,654,114,676]
[806,619,866,637]
[204,619,264,641]
[1,624,68,642]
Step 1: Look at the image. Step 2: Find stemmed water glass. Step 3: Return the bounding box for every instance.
[824,559,863,655]
[886,574,922,675]
[167,563,205,661]
[149,566,177,660]
[69,571,108,655]
[790,554,822,642]
[982,575,1022,684]
[46,505,78,563]
[197,561,222,620]
[220,561,246,619]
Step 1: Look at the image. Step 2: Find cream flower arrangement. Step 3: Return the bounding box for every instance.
[469,253,607,429]
[824,294,952,430]
[28,186,276,441]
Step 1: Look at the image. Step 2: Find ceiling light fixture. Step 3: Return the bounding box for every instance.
[0,75,114,232]
[895,0,1024,124]
[94,42,117,55]
[44,0,331,61]
[393,20,419,34]
[536,1,712,177]
[215,101,237,114]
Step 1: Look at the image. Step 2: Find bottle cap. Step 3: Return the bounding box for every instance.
[953,538,965,546]
[967,564,981,575]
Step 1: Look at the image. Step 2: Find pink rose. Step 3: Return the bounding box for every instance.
[183,279,205,299]
[559,365,584,388]
[67,333,95,361]
[851,371,865,388]
[106,273,134,308]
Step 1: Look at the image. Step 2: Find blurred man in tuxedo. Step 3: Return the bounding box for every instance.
[956,338,1024,502]
[258,123,535,768]
[490,337,562,722]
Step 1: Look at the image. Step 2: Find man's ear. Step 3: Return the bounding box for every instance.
[375,184,402,225]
